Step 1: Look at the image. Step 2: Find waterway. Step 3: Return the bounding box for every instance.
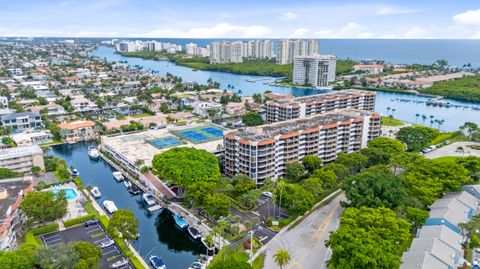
[91,46,479,131]
[48,141,204,269]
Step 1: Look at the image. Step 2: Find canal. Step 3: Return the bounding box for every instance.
[91,46,480,131]
[48,141,204,269]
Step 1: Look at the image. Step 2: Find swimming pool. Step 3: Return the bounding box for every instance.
[51,188,79,201]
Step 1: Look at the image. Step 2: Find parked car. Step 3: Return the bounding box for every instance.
[110,258,128,268]
[99,239,115,249]
[84,219,100,227]
[262,192,273,198]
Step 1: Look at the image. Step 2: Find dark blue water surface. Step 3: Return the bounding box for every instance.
[48,142,204,269]
[91,46,480,131]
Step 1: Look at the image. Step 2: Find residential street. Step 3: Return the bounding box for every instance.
[263,192,345,269]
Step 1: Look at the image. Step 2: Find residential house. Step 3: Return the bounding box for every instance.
[70,97,98,113]
[0,112,42,130]
[58,120,97,143]
[225,102,245,115]
[0,145,45,174]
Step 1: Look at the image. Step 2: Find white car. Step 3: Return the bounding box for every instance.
[99,239,115,249]
[262,192,273,198]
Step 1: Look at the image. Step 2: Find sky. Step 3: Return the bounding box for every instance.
[1,0,480,39]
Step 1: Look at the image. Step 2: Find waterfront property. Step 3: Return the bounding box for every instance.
[266,89,376,123]
[292,55,337,87]
[0,177,35,250]
[0,145,45,174]
[224,108,381,183]
[0,112,42,130]
[101,122,224,174]
[58,120,97,143]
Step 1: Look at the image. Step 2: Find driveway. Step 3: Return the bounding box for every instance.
[263,193,345,269]
[424,142,480,159]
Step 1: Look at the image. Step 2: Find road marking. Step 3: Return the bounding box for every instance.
[288,259,304,269]
[313,204,340,240]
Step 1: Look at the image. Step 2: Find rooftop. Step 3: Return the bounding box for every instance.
[0,112,40,121]
[58,120,96,130]
[0,177,35,232]
[0,145,43,160]
[268,89,375,106]
[227,108,378,142]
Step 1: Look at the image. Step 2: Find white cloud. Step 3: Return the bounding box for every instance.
[314,22,373,38]
[453,9,480,25]
[404,26,430,39]
[74,31,120,37]
[291,28,310,37]
[376,6,418,16]
[139,23,272,38]
[280,12,298,21]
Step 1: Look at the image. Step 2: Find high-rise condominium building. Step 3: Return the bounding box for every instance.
[276,39,319,64]
[210,40,273,63]
[292,55,337,87]
[224,109,381,184]
[265,90,376,123]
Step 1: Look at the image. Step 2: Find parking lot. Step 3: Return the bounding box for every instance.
[41,222,132,269]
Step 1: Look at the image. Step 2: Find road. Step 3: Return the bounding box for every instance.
[424,141,480,159]
[262,193,345,269]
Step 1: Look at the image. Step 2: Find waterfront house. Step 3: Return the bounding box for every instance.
[0,145,45,174]
[0,112,42,130]
[58,120,97,143]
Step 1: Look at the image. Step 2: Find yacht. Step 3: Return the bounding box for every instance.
[70,168,80,177]
[88,146,100,159]
[149,256,166,269]
[90,186,101,198]
[142,193,156,206]
[112,171,124,181]
[187,226,201,240]
[128,184,141,195]
[124,180,132,189]
[103,200,118,214]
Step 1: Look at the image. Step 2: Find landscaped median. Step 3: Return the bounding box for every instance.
[24,223,60,246]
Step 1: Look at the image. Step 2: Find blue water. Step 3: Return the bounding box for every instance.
[91,46,480,131]
[52,188,78,200]
[48,142,204,269]
[90,38,480,67]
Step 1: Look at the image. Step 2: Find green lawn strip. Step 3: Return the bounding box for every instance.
[381,117,405,127]
[252,253,265,269]
[430,130,462,145]
[432,156,461,162]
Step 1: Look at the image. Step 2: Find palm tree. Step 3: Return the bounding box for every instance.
[391,108,396,116]
[273,248,291,269]
[415,113,420,124]
[386,107,391,116]
[421,115,427,124]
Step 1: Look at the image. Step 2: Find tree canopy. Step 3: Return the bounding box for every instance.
[302,155,322,173]
[108,209,139,240]
[396,126,439,152]
[152,147,220,187]
[326,207,411,269]
[285,162,306,182]
[242,111,264,126]
[20,190,67,224]
[275,182,314,215]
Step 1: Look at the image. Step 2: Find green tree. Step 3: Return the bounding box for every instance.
[242,111,264,126]
[108,209,139,240]
[300,177,324,198]
[321,163,350,180]
[31,166,42,177]
[360,147,390,167]
[396,126,439,151]
[72,241,101,269]
[209,247,252,269]
[20,190,67,224]
[184,181,216,207]
[310,168,337,190]
[0,243,37,269]
[344,166,406,209]
[152,147,220,189]
[326,207,411,269]
[335,152,368,175]
[405,207,429,229]
[275,182,314,215]
[302,155,322,173]
[457,156,480,179]
[367,137,406,157]
[460,122,478,138]
[0,168,22,179]
[273,248,291,269]
[285,162,306,182]
[232,174,256,196]
[203,193,231,220]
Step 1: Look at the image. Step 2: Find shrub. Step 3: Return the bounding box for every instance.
[64,213,97,228]
[73,177,83,188]
[31,223,59,235]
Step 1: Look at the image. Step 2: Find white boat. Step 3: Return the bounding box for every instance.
[187,226,201,240]
[124,180,132,189]
[90,187,101,198]
[88,146,100,159]
[149,256,166,269]
[112,171,124,181]
[103,200,118,214]
[142,193,156,206]
[201,237,215,253]
[70,168,80,177]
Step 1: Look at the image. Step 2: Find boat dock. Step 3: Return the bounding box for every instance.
[147,204,163,213]
[99,152,230,248]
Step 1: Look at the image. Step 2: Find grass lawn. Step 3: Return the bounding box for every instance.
[433,156,461,162]
[252,253,265,269]
[430,131,462,145]
[132,112,153,118]
[381,117,405,126]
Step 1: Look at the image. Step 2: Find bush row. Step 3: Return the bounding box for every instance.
[63,213,97,228]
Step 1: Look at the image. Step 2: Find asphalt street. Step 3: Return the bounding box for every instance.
[262,193,346,269]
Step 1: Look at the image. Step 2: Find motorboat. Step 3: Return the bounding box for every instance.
[70,168,80,177]
[128,184,141,195]
[103,200,118,214]
[142,193,156,206]
[124,180,132,189]
[90,186,101,198]
[173,214,188,229]
[149,256,166,269]
[200,236,215,253]
[112,171,124,181]
[187,226,201,240]
[88,146,100,159]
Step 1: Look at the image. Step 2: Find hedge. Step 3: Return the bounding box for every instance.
[63,213,97,228]
[24,231,40,246]
[73,177,83,188]
[31,223,59,235]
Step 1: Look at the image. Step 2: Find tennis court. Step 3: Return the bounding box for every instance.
[171,124,224,144]
[148,136,184,149]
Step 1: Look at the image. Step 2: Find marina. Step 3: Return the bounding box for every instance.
[90,186,101,198]
[48,142,206,269]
